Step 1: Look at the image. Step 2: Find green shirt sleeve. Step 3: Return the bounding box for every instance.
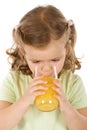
[61,71,87,109]
[0,71,31,103]
[69,75,87,109]
[0,72,16,103]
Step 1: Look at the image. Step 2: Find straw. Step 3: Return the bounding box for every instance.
[34,66,38,77]
[53,66,58,79]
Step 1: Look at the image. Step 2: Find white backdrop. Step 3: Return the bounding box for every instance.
[0,0,87,91]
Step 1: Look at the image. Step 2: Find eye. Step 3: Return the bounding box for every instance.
[32,61,40,63]
[51,59,60,62]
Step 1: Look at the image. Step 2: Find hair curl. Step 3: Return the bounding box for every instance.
[6,5,81,76]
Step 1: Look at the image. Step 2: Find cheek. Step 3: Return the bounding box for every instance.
[57,57,66,73]
[27,61,35,74]
[59,61,64,69]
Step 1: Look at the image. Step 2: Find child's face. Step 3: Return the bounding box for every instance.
[24,37,67,77]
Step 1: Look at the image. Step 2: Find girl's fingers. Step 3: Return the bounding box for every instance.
[29,78,47,88]
[53,79,62,88]
[52,85,63,95]
[31,85,48,93]
[34,91,45,97]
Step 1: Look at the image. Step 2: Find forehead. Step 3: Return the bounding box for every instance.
[24,38,66,60]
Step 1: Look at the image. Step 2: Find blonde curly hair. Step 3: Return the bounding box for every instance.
[6,5,81,76]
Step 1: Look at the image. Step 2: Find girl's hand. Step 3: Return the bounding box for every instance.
[24,76,48,105]
[52,79,71,112]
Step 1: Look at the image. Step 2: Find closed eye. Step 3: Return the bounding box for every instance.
[32,61,40,63]
[51,59,60,62]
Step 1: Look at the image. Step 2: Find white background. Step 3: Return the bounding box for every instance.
[0,0,87,91]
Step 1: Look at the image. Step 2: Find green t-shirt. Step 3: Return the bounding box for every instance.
[0,70,87,130]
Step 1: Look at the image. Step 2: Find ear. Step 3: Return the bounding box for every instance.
[17,44,25,55]
[65,40,71,56]
[17,44,21,49]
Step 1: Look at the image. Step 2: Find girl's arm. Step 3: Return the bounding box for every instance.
[0,96,30,130]
[63,105,87,130]
[0,76,47,130]
[53,79,87,130]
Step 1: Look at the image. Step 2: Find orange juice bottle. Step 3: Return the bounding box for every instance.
[35,76,58,112]
[34,66,58,112]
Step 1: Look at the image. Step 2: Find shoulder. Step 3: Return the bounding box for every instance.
[60,70,87,109]
[2,70,32,86]
[60,70,82,85]
[60,70,85,98]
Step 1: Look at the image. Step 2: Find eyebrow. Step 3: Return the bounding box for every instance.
[28,56,63,61]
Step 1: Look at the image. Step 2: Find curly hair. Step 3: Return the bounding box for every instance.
[6,5,81,76]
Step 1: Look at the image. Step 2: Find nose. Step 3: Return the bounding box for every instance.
[38,62,53,76]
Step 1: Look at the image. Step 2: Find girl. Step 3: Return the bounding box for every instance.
[0,5,87,130]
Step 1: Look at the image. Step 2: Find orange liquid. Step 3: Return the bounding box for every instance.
[35,76,58,112]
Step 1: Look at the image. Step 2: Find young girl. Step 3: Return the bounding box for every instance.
[0,5,87,130]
